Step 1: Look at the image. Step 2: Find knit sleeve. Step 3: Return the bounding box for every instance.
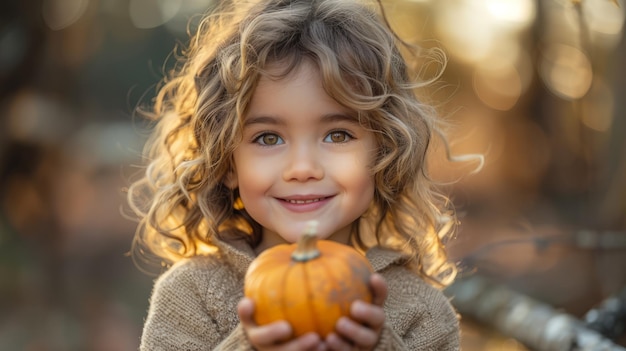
[373,266,461,351]
[213,324,250,350]
[139,258,254,351]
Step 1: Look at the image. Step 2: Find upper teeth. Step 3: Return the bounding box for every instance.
[287,198,321,204]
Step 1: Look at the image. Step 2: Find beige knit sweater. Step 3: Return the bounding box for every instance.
[140,239,460,350]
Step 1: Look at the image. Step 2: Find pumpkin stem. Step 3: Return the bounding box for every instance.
[292,221,321,262]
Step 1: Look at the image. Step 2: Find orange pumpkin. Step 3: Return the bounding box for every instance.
[244,222,374,338]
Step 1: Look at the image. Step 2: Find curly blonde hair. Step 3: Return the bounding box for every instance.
[128,0,460,287]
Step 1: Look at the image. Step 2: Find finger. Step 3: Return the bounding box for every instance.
[266,333,321,351]
[325,332,354,351]
[370,273,388,307]
[315,342,328,351]
[238,298,293,347]
[350,300,385,329]
[237,298,255,325]
[335,317,379,348]
[289,333,323,351]
[246,322,292,347]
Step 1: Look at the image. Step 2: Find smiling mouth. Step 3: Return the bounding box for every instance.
[285,198,324,204]
[280,195,332,204]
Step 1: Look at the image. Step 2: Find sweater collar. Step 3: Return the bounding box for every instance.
[365,246,410,271]
[216,238,409,275]
[215,238,256,276]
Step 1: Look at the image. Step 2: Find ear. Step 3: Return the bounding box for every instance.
[223,168,238,189]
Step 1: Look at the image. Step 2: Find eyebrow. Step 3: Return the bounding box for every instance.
[243,113,359,126]
[243,115,283,126]
[321,113,360,124]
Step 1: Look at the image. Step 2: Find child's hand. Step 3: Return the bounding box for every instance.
[324,273,388,351]
[238,298,326,351]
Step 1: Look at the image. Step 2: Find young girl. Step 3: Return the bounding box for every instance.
[128,0,464,349]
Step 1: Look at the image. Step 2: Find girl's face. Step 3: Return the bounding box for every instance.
[228,60,377,250]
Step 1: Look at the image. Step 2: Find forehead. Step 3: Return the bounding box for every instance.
[258,57,318,82]
[243,59,362,125]
[257,60,319,90]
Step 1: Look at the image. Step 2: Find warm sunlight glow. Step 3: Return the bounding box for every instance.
[539,44,593,100]
[584,0,625,48]
[435,0,535,64]
[473,61,523,111]
[471,41,533,111]
[435,1,496,63]
[485,0,536,28]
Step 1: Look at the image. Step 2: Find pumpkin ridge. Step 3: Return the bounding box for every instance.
[319,254,343,314]
[302,261,322,336]
[280,262,293,333]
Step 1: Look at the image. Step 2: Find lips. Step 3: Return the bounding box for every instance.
[285,198,325,204]
[278,195,333,213]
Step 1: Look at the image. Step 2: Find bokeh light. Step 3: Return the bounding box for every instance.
[42,0,89,31]
[539,43,593,100]
[582,0,625,48]
[434,0,535,64]
[163,0,216,34]
[6,90,72,144]
[129,0,183,29]
[484,0,537,29]
[472,44,533,111]
[581,78,614,132]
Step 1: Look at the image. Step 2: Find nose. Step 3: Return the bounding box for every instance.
[282,143,324,182]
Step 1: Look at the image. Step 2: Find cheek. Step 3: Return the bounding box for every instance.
[333,157,375,199]
[358,175,376,202]
[340,148,375,181]
[353,153,377,202]
[233,156,272,196]
[232,150,252,181]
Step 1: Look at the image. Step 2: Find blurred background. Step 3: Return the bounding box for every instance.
[0,0,624,350]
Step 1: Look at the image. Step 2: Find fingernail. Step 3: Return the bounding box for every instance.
[279,321,291,333]
[352,300,365,313]
[337,317,349,329]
